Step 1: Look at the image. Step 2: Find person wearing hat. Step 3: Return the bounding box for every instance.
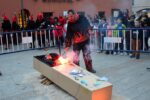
[12,15,20,45]
[64,9,96,73]
[26,15,36,48]
[1,15,11,49]
[35,13,47,48]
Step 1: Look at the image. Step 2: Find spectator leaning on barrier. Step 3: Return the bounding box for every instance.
[49,16,55,46]
[98,18,108,53]
[141,18,150,51]
[1,15,11,49]
[26,15,36,48]
[130,20,143,59]
[113,17,126,55]
[12,15,21,45]
[59,15,67,36]
[27,15,36,30]
[106,23,113,55]
[35,13,47,48]
[125,15,135,55]
[53,21,64,47]
[64,9,96,73]
[12,15,20,31]
[59,16,66,26]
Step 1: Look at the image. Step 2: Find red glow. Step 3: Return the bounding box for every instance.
[46,54,52,60]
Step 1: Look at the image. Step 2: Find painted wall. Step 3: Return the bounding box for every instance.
[0,0,21,20]
[0,0,132,21]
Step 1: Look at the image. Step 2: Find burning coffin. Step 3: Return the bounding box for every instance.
[33,53,112,100]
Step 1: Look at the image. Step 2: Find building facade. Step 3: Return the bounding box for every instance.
[0,0,133,29]
[0,0,132,19]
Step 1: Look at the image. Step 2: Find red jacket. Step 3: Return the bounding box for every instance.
[59,16,66,25]
[54,25,64,37]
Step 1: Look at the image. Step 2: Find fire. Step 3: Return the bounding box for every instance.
[57,56,69,64]
[46,54,52,60]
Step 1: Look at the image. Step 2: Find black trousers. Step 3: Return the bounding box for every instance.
[73,40,93,71]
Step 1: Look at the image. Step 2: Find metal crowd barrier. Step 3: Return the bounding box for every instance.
[0,28,58,55]
[89,28,150,53]
[0,27,150,55]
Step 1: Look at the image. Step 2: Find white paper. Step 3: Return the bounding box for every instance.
[104,37,121,43]
[22,36,32,44]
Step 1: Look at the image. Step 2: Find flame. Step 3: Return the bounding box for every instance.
[46,54,52,60]
[58,56,69,64]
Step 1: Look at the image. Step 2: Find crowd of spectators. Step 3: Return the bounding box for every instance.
[0,9,150,60]
[0,9,150,76]
[0,13,67,49]
[92,10,150,59]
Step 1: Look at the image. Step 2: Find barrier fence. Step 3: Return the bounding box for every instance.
[0,28,57,55]
[90,28,150,54]
[0,28,150,55]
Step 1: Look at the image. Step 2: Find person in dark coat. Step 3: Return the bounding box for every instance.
[35,13,46,48]
[64,9,96,73]
[130,20,143,59]
[12,15,20,31]
[11,15,21,45]
[26,15,36,48]
[1,15,11,49]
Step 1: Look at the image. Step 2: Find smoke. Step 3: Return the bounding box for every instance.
[65,51,75,62]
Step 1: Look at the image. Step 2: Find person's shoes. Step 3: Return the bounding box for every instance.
[105,51,109,55]
[111,51,114,55]
[96,50,100,53]
[43,48,48,51]
[124,52,128,56]
[130,54,135,58]
[120,53,123,56]
[88,69,96,73]
[113,52,117,55]
[146,67,150,70]
[0,71,2,76]
[136,55,140,59]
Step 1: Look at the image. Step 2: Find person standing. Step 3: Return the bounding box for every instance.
[53,21,64,47]
[64,9,96,73]
[98,18,108,53]
[26,15,36,48]
[35,13,46,48]
[1,15,11,49]
[12,15,20,45]
[130,20,143,59]
[113,18,126,55]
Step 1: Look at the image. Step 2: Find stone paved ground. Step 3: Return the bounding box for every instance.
[0,48,150,100]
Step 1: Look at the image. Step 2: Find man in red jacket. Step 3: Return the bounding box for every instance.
[65,9,96,73]
[54,21,64,47]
